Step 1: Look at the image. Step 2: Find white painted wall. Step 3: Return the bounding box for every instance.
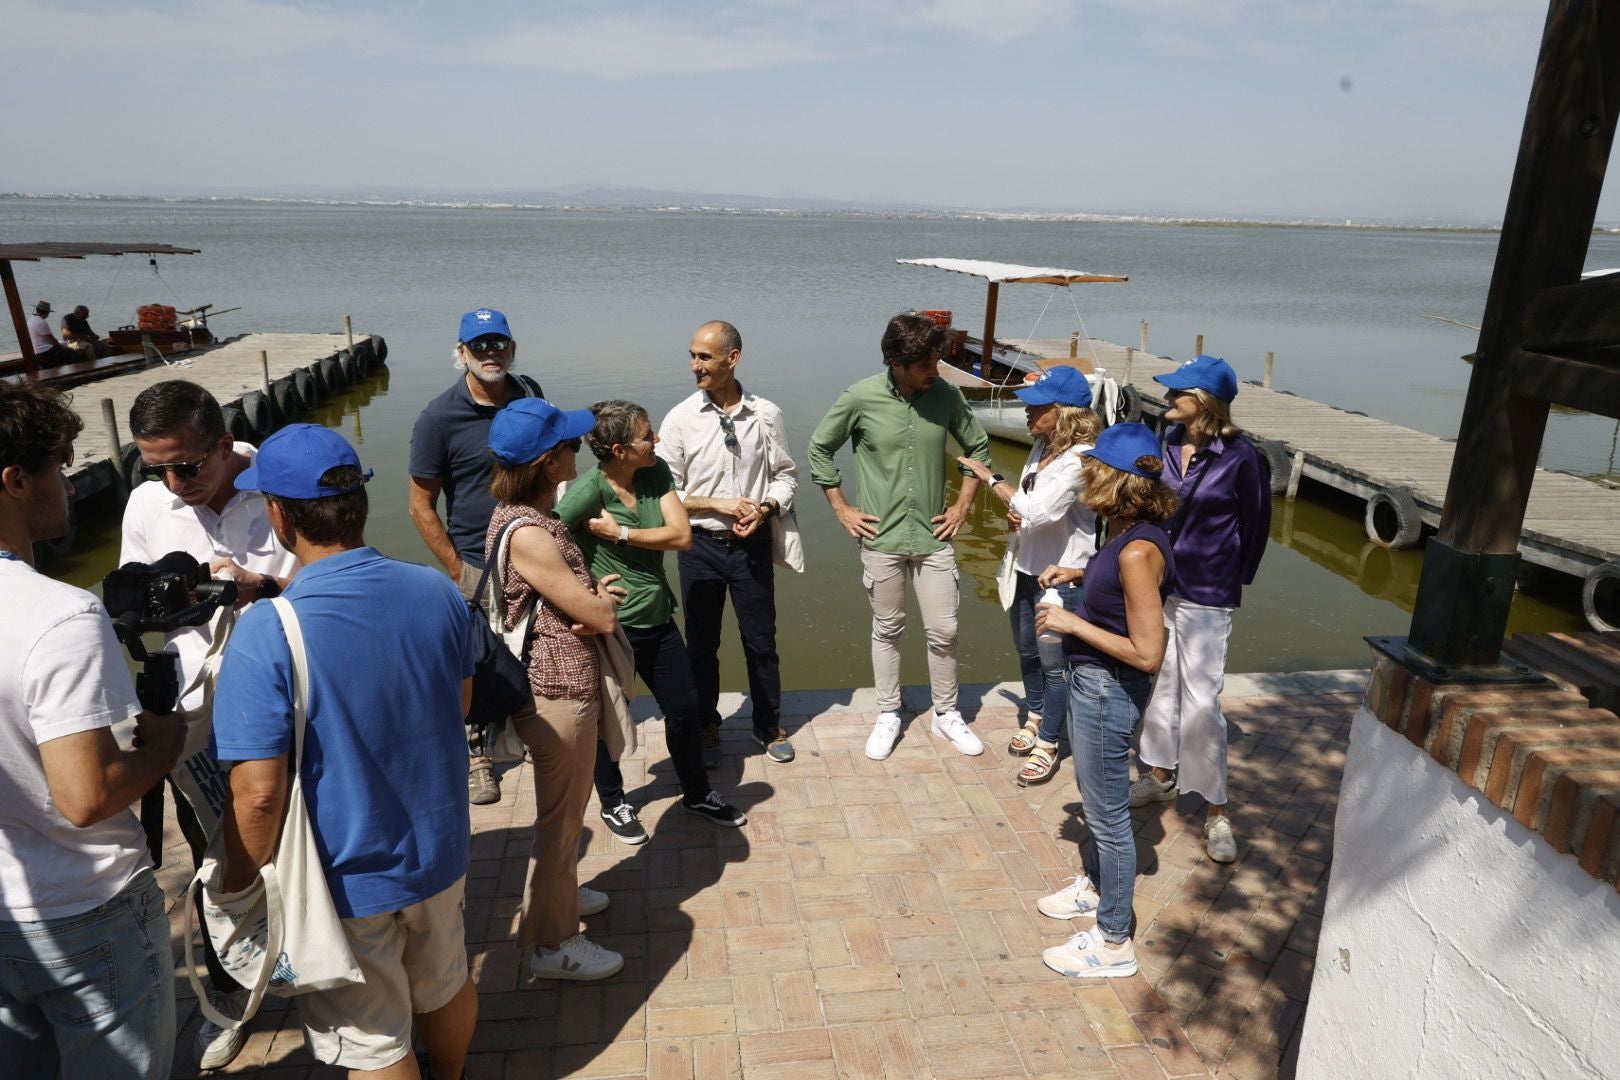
[1298,708,1620,1080]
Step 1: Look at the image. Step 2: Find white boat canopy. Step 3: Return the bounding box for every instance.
[897,257,1127,285]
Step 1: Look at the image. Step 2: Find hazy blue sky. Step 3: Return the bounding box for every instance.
[4,0,1609,222]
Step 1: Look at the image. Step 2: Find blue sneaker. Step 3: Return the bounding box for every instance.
[1042,929,1138,979]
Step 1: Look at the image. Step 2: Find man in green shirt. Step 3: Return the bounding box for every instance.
[808,313,993,761]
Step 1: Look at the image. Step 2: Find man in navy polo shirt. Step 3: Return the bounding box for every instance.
[408,307,542,805]
[214,425,480,1079]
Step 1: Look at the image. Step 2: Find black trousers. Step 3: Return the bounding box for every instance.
[678,529,781,739]
[594,620,711,806]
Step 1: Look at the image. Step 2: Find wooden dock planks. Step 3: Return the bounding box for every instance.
[1022,337,1620,579]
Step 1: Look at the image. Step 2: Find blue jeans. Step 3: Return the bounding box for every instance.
[0,872,175,1080]
[1067,662,1152,943]
[1009,573,1079,744]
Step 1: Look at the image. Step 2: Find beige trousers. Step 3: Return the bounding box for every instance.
[512,694,601,950]
[860,546,960,713]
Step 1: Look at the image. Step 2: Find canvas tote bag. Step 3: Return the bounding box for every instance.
[755,409,805,573]
[183,597,363,1030]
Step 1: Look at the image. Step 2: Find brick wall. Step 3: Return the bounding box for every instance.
[1364,652,1620,889]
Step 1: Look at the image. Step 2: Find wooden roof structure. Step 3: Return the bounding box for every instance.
[1,243,200,381]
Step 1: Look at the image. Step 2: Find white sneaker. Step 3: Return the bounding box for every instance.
[529,934,624,982]
[1036,875,1102,920]
[1128,772,1177,807]
[196,988,248,1070]
[930,709,984,756]
[1042,928,1138,979]
[578,885,609,916]
[1205,816,1238,864]
[865,711,903,760]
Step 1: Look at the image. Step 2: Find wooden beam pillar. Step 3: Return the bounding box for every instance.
[981,281,1000,379]
[1408,0,1620,668]
[0,260,38,382]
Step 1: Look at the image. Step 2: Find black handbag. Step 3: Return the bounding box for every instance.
[464,520,531,728]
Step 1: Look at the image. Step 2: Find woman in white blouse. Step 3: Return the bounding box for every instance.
[960,365,1100,785]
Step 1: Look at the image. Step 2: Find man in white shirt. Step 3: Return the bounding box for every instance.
[24,301,77,369]
[0,381,184,1079]
[119,379,297,1070]
[659,321,800,765]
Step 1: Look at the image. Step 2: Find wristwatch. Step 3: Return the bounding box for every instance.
[989,473,1006,486]
[616,525,630,547]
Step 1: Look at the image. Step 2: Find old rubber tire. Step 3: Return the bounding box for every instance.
[373,335,388,366]
[1583,560,1620,632]
[272,376,301,423]
[238,391,272,441]
[307,362,331,402]
[339,349,362,383]
[292,367,318,410]
[1116,383,1142,424]
[1365,487,1423,549]
[221,404,254,444]
[320,354,348,390]
[1256,439,1291,496]
[121,443,146,492]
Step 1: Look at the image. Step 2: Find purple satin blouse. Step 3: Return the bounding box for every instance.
[1160,425,1271,608]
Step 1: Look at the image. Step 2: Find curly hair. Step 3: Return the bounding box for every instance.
[1081,455,1178,523]
[1047,405,1102,455]
[881,313,945,367]
[0,383,83,475]
[585,399,650,462]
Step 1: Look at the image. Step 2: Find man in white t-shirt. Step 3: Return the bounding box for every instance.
[24,301,77,369]
[119,378,297,1069]
[0,381,185,1078]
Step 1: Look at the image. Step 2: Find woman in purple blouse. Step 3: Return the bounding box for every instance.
[1031,422,1177,979]
[1129,356,1272,864]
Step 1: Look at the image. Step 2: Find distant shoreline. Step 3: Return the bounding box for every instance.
[9,189,1618,236]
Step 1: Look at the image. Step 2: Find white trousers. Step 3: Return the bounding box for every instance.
[1138,596,1233,805]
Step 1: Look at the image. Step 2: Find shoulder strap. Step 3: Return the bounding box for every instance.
[517,374,543,399]
[268,598,309,768]
[472,518,526,605]
[490,517,538,661]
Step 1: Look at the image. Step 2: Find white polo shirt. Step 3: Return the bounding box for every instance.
[26,313,54,352]
[659,386,799,534]
[119,442,299,712]
[0,555,150,920]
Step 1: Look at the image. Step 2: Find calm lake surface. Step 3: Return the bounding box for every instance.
[6,199,1606,688]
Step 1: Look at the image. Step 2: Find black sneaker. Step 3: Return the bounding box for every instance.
[599,801,648,845]
[751,728,796,763]
[680,791,747,827]
[700,724,723,769]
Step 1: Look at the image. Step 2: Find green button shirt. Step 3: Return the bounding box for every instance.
[557,458,678,629]
[808,370,991,556]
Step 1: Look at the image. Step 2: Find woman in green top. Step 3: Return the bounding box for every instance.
[558,400,747,830]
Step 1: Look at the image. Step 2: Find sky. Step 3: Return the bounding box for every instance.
[3,0,1611,222]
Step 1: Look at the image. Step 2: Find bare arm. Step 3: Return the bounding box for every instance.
[1035,541,1167,673]
[408,476,463,578]
[932,474,981,540]
[508,525,619,635]
[38,712,185,829]
[584,490,693,551]
[221,756,288,892]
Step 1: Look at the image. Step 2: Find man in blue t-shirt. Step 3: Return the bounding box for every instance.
[213,424,479,1078]
[408,307,542,806]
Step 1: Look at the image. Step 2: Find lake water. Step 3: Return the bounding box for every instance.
[5,198,1605,689]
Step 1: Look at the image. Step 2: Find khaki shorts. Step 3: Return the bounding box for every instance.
[296,876,470,1070]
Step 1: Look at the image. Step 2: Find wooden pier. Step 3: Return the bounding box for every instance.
[1021,336,1620,625]
[58,330,386,512]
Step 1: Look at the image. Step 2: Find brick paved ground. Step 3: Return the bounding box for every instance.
[159,670,1362,1079]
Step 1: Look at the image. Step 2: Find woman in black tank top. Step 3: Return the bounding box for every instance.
[1030,423,1178,980]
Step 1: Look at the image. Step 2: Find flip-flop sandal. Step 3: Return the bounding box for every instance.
[1018,740,1060,786]
[1007,720,1041,756]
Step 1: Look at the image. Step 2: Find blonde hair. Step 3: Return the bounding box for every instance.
[1182,389,1241,440]
[1081,455,1178,523]
[1048,405,1102,455]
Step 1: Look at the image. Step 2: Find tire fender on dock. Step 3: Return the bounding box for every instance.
[1364,487,1423,549]
[1116,384,1142,424]
[1256,440,1292,497]
[292,367,319,410]
[272,376,301,423]
[121,443,146,492]
[320,354,348,391]
[339,349,362,383]
[221,404,255,444]
[1583,560,1620,632]
[239,391,272,441]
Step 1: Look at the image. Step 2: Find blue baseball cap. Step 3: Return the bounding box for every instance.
[488,398,597,465]
[1015,365,1093,408]
[458,308,512,343]
[1080,422,1164,478]
[1154,354,1238,402]
[236,424,374,498]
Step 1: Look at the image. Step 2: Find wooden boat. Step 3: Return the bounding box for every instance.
[897,258,1138,445]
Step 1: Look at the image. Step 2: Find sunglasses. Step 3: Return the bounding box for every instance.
[1022,472,1038,494]
[717,413,739,451]
[139,457,210,483]
[464,336,512,355]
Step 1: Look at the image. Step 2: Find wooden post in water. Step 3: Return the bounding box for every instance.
[1265,351,1275,388]
[258,350,271,397]
[1195,333,1204,356]
[1287,450,1306,500]
[1139,320,1149,352]
[1070,331,1079,358]
[1124,347,1135,386]
[344,314,354,351]
[100,398,121,465]
[981,283,1000,378]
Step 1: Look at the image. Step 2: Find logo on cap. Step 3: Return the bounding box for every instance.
[475,310,494,322]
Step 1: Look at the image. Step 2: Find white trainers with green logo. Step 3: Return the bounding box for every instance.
[529,934,624,982]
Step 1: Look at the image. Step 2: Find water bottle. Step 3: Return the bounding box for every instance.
[1037,586,1064,644]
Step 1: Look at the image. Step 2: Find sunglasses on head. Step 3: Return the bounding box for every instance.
[464,336,512,355]
[139,457,209,483]
[1022,472,1038,494]
[717,413,739,451]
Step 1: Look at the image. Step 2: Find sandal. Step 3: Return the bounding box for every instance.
[1018,739,1059,786]
[1007,720,1041,756]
